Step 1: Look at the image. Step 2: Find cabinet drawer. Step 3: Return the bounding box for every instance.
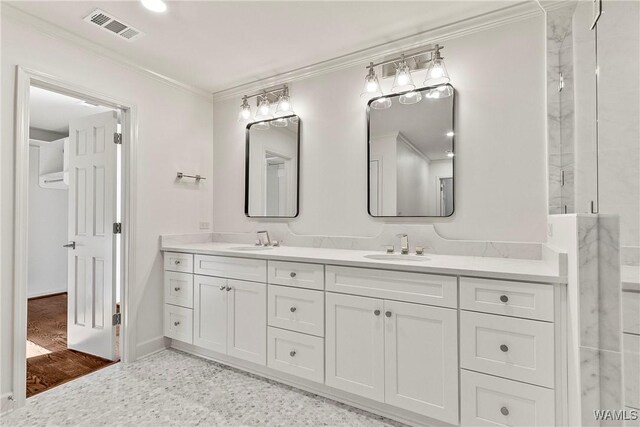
[326,265,457,308]
[267,327,324,383]
[623,291,640,335]
[164,271,193,308]
[194,255,266,283]
[461,370,555,427]
[624,333,640,410]
[164,304,193,344]
[460,277,554,321]
[268,285,324,337]
[164,252,193,273]
[461,311,555,388]
[268,261,324,290]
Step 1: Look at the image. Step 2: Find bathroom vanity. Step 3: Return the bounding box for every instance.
[161,242,568,427]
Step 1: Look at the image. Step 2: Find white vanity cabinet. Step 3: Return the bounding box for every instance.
[325,274,459,424]
[163,248,565,427]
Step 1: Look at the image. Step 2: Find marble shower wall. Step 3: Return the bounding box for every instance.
[548,214,623,426]
[547,4,577,214]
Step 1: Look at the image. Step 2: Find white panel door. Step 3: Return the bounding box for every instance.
[384,300,459,424]
[67,111,118,360]
[325,293,384,402]
[227,279,267,365]
[193,275,228,353]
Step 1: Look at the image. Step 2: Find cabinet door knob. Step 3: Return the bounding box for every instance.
[219,285,226,291]
[374,309,381,316]
[500,295,509,303]
[226,286,232,291]
[500,344,509,352]
[290,272,297,278]
[289,350,296,357]
[290,306,297,313]
[174,260,181,265]
[174,287,181,292]
[385,311,392,318]
[174,321,180,326]
[500,407,509,416]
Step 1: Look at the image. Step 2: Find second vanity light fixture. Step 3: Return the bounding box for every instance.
[238,85,295,129]
[361,44,451,109]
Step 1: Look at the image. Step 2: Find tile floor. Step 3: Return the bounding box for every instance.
[2,349,406,426]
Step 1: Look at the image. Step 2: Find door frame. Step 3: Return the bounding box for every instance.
[12,66,138,407]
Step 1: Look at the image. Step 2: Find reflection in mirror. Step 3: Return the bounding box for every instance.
[246,115,300,217]
[368,84,454,217]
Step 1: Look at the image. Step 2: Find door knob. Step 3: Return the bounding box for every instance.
[374,309,380,316]
[290,306,297,313]
[174,321,180,326]
[500,295,509,303]
[385,311,392,317]
[289,350,296,357]
[63,241,76,250]
[500,407,509,416]
[226,286,232,291]
[219,285,226,291]
[174,287,181,292]
[290,272,297,278]
[500,344,509,352]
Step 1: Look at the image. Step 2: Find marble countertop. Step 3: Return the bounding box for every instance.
[622,265,640,292]
[161,242,567,284]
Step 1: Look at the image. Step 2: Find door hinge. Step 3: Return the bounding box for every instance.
[113,222,122,234]
[114,133,122,144]
[112,313,122,326]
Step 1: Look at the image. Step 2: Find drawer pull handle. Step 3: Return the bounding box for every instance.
[385,311,392,318]
[500,407,509,416]
[500,295,509,303]
[290,272,297,278]
[174,287,181,292]
[500,344,509,352]
[174,321,180,326]
[289,350,296,357]
[219,286,226,291]
[174,260,181,265]
[290,306,297,313]
[374,309,381,316]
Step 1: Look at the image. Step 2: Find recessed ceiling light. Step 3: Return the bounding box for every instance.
[445,150,455,158]
[446,131,454,137]
[141,0,167,13]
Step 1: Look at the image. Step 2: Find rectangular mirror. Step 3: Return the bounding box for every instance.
[367,84,454,217]
[245,115,300,217]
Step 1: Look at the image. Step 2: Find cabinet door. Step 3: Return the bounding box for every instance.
[384,300,459,425]
[325,293,384,402]
[193,275,227,353]
[227,279,267,365]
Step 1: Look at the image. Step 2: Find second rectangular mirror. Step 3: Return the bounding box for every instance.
[245,115,300,218]
[368,84,454,217]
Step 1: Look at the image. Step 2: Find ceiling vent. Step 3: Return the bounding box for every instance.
[83,9,145,42]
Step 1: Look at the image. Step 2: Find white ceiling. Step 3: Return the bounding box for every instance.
[370,93,453,161]
[30,86,114,134]
[9,1,521,94]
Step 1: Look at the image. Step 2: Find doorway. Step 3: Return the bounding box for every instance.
[13,66,136,408]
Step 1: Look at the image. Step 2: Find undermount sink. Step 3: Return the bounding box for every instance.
[364,254,430,262]
[229,246,274,251]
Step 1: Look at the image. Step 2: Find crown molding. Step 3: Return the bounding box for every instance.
[1,3,213,102]
[211,1,543,102]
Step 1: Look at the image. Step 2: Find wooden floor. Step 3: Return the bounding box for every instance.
[26,293,118,398]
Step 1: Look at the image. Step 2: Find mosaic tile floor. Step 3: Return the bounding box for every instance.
[1,349,407,427]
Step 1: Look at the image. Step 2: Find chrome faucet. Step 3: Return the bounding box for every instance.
[398,234,409,255]
[257,230,271,246]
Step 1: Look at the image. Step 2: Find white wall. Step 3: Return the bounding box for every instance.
[27,145,68,298]
[212,15,547,242]
[1,11,213,399]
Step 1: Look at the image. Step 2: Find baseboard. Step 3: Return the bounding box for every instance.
[27,289,67,299]
[135,335,168,360]
[0,393,16,414]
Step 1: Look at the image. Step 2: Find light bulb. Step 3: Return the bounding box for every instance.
[391,56,415,93]
[397,73,409,86]
[430,65,445,79]
[366,80,379,93]
[238,97,252,122]
[259,103,269,115]
[279,100,290,112]
[424,47,450,86]
[241,109,251,120]
[361,64,383,98]
[141,0,167,13]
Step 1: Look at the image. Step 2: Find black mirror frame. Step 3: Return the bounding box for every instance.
[366,84,455,218]
[244,114,301,218]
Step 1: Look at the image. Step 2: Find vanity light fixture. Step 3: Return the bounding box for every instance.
[361,44,449,108]
[424,45,450,86]
[141,0,167,13]
[238,85,293,127]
